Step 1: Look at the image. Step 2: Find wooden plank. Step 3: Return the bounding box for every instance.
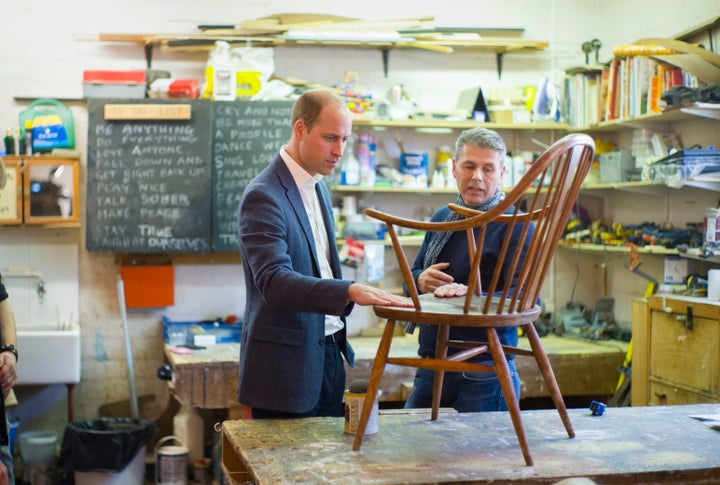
[222,403,720,484]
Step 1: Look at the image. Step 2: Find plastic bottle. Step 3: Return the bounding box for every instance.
[4,129,15,155]
[173,405,204,464]
[340,136,360,186]
[24,121,33,155]
[437,145,453,187]
[210,41,236,101]
[356,133,376,187]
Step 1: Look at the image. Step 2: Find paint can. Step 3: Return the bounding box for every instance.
[155,435,188,485]
[344,380,381,435]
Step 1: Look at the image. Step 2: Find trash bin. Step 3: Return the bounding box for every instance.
[59,417,155,485]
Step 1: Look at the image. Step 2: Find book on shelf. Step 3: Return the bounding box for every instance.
[567,52,700,126]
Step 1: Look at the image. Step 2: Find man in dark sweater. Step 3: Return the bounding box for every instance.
[404,127,533,413]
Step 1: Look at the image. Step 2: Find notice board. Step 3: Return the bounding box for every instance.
[86,98,293,253]
[211,100,293,251]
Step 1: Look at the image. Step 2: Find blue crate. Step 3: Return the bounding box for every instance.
[162,316,241,345]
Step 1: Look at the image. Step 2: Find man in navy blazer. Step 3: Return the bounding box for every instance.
[237,89,412,419]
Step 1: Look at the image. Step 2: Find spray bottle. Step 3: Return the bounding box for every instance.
[210,41,236,101]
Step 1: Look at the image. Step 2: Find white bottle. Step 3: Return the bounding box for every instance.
[340,137,360,186]
[173,405,204,465]
[211,41,236,101]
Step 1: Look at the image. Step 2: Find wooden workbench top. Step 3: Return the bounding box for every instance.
[165,335,628,408]
[222,403,720,484]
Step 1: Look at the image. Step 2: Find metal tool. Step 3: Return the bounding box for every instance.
[624,243,658,297]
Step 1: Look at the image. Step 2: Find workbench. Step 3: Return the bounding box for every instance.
[221,403,720,484]
[164,335,628,408]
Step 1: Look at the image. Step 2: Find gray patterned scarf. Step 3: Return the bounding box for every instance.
[423,190,505,268]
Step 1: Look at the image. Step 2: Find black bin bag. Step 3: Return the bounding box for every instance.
[59,418,155,472]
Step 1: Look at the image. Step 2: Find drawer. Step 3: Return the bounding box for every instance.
[649,379,717,405]
[649,309,719,393]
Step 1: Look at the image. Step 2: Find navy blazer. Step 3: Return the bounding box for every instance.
[237,154,355,413]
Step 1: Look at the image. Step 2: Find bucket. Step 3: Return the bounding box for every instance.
[155,435,188,485]
[344,391,380,435]
[19,430,57,466]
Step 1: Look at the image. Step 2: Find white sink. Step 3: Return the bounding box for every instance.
[16,327,81,384]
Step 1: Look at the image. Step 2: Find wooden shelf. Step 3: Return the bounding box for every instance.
[573,104,720,133]
[98,16,547,78]
[338,234,425,247]
[558,242,678,255]
[331,185,456,194]
[580,180,666,191]
[352,117,568,131]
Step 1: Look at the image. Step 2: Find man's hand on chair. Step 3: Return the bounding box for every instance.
[433,282,468,298]
[418,262,454,294]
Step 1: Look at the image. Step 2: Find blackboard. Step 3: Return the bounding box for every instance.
[85,98,294,253]
[211,100,293,251]
[86,99,213,253]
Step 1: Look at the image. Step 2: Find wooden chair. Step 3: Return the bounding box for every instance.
[352,133,595,466]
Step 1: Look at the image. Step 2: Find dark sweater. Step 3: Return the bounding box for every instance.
[410,205,534,362]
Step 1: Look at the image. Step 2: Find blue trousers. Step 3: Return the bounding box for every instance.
[404,360,520,413]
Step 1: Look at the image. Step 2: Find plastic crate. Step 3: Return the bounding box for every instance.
[162,316,241,345]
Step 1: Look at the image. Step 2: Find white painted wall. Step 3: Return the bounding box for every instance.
[1,0,718,438]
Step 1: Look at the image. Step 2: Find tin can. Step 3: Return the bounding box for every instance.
[344,391,380,435]
[704,208,720,248]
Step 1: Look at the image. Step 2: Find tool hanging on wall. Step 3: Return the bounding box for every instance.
[581,38,603,64]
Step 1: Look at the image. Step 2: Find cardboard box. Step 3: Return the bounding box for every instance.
[83,70,147,98]
[599,150,634,183]
[663,256,699,284]
[399,152,428,187]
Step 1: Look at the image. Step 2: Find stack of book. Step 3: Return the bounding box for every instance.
[564,42,702,128]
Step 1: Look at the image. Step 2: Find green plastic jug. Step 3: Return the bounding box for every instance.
[19,98,75,152]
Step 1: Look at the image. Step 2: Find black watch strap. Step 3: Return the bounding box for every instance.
[0,344,17,362]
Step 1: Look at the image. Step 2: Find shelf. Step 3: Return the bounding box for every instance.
[338,234,425,247]
[558,242,678,255]
[331,185,457,194]
[677,247,720,264]
[98,31,547,77]
[580,180,665,191]
[352,117,569,131]
[573,104,720,133]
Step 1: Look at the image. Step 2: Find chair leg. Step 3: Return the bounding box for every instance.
[487,328,533,466]
[523,323,575,439]
[352,319,396,451]
[431,325,450,421]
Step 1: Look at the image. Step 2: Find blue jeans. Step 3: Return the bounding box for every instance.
[0,418,13,485]
[404,360,520,413]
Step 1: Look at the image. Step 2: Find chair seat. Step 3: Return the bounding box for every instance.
[373,293,541,328]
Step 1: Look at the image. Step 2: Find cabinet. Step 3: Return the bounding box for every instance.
[0,155,80,226]
[633,295,720,405]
